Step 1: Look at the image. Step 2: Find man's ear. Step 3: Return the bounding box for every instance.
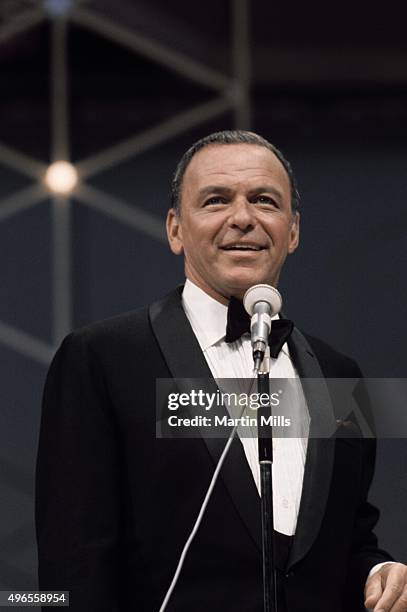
[288,211,300,254]
[166,208,184,255]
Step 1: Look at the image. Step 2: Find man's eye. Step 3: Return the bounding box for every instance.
[253,195,278,206]
[204,196,227,205]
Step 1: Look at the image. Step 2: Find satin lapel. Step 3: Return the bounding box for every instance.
[286,328,336,570]
[149,287,262,550]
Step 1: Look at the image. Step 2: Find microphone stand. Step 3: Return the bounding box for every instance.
[257,348,277,612]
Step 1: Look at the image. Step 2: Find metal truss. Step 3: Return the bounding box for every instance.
[0,0,251,365]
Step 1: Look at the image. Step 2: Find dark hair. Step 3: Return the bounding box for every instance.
[170,130,300,214]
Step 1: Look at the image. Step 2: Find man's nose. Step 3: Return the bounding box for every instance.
[228,197,256,230]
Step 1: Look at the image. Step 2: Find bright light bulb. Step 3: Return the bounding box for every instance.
[45,161,78,194]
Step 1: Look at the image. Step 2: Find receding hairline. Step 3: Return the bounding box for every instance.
[179,142,293,209]
[170,129,300,215]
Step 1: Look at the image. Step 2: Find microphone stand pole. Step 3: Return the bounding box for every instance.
[257,348,277,612]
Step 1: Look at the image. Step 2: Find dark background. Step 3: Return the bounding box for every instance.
[0,0,406,594]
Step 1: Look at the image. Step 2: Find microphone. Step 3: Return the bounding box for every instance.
[243,284,282,370]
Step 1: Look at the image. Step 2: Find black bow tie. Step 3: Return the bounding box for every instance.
[225,296,294,359]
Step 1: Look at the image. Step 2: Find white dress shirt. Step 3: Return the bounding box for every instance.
[182,279,309,536]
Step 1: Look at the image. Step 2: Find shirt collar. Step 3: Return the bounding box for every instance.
[182,279,282,353]
[182,279,227,351]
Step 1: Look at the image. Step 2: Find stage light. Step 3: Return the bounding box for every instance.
[45,161,78,194]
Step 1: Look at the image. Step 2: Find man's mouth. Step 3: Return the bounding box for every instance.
[220,243,266,252]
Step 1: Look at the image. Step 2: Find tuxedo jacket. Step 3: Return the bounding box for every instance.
[35,286,393,611]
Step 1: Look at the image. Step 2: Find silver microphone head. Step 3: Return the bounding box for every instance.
[243,284,282,317]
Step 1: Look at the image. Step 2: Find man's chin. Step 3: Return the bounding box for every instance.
[222,276,277,301]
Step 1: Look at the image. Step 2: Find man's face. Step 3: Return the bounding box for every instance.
[166,143,300,303]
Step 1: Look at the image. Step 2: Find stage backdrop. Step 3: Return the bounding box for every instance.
[0,0,406,595]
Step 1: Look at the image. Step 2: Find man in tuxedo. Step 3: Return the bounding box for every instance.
[36,130,407,611]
